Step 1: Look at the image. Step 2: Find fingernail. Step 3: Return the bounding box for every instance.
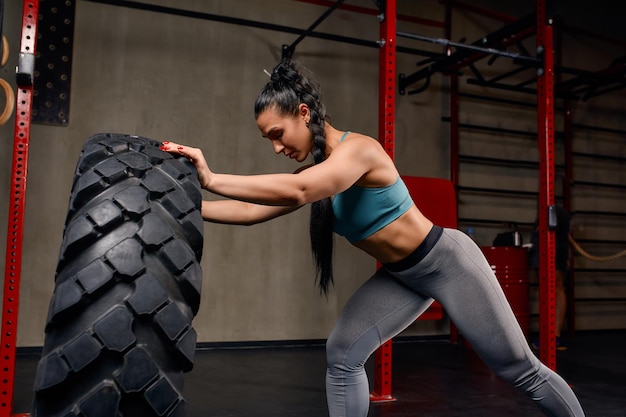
[162,141,170,144]
[177,146,183,150]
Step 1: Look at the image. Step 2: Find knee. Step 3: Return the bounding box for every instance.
[325,334,351,371]
[490,352,542,388]
[501,357,550,394]
[325,331,371,374]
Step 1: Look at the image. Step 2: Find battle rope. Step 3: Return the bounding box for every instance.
[569,234,626,262]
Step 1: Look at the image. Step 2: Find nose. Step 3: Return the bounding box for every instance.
[271,139,284,154]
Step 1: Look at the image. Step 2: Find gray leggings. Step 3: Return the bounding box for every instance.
[326,228,585,417]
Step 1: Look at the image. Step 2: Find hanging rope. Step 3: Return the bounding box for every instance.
[569,234,626,262]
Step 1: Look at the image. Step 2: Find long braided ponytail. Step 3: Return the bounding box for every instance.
[254,59,334,295]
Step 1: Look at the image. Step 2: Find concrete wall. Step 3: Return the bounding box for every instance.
[0,0,624,347]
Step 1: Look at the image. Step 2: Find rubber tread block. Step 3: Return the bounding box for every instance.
[175,327,197,372]
[161,159,191,180]
[155,303,189,342]
[143,144,172,163]
[175,262,202,314]
[137,213,174,247]
[103,137,130,154]
[144,377,180,416]
[49,279,83,319]
[115,347,159,393]
[63,215,95,250]
[179,180,202,207]
[79,381,121,417]
[161,240,195,274]
[142,169,176,197]
[62,333,101,372]
[75,259,114,295]
[128,274,169,315]
[117,152,152,177]
[180,212,204,256]
[105,238,145,278]
[94,158,127,184]
[161,189,195,219]
[113,185,150,216]
[94,306,136,352]
[73,170,105,207]
[76,142,109,174]
[34,351,70,391]
[87,199,123,229]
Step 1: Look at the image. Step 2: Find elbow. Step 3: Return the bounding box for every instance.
[287,188,311,206]
[274,187,308,206]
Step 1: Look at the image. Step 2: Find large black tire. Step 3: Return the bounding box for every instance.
[32,133,204,417]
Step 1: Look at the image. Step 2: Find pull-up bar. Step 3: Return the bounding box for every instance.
[397,31,540,65]
[398,13,538,95]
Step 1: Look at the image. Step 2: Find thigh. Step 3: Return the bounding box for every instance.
[327,270,433,365]
[427,230,538,380]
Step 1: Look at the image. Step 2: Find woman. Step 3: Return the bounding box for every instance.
[161,59,584,417]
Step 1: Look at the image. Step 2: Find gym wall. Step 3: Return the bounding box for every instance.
[0,0,624,347]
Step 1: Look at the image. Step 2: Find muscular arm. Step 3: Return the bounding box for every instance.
[201,200,301,225]
[163,135,390,208]
[206,138,378,205]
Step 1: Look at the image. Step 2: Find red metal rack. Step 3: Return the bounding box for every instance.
[373,0,559,397]
[370,0,397,402]
[1,1,39,416]
[535,0,558,370]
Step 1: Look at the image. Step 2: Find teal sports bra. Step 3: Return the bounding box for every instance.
[331,132,413,243]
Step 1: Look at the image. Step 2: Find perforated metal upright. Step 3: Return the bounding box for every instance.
[1,1,39,416]
[535,0,557,370]
[370,0,397,403]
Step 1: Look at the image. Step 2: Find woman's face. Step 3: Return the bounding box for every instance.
[256,104,312,163]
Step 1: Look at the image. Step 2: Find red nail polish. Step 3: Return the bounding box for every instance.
[162,141,170,144]
[177,146,183,150]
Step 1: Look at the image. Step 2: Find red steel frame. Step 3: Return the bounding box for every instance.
[372,0,559,400]
[535,0,557,370]
[370,0,397,403]
[1,1,39,416]
[447,0,557,369]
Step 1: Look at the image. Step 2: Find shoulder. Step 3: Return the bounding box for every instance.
[335,132,383,159]
[331,132,397,186]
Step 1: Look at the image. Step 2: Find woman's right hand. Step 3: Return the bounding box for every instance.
[160,141,213,190]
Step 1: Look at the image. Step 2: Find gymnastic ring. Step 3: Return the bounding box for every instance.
[1,35,9,68]
[0,77,15,126]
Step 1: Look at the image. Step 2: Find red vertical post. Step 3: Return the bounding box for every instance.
[535,0,557,370]
[371,0,396,403]
[1,1,39,416]
[377,0,396,157]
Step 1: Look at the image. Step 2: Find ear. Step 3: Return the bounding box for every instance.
[298,103,310,121]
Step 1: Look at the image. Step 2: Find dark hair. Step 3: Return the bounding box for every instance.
[254,59,334,295]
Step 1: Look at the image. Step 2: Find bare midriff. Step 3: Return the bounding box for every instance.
[351,205,434,264]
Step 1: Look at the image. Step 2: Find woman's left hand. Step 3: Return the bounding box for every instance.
[160,141,212,190]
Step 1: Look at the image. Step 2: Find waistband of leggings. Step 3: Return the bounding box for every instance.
[382,225,443,273]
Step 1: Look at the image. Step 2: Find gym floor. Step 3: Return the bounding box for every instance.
[13,330,625,416]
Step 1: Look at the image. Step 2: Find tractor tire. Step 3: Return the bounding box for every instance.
[31,133,204,417]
